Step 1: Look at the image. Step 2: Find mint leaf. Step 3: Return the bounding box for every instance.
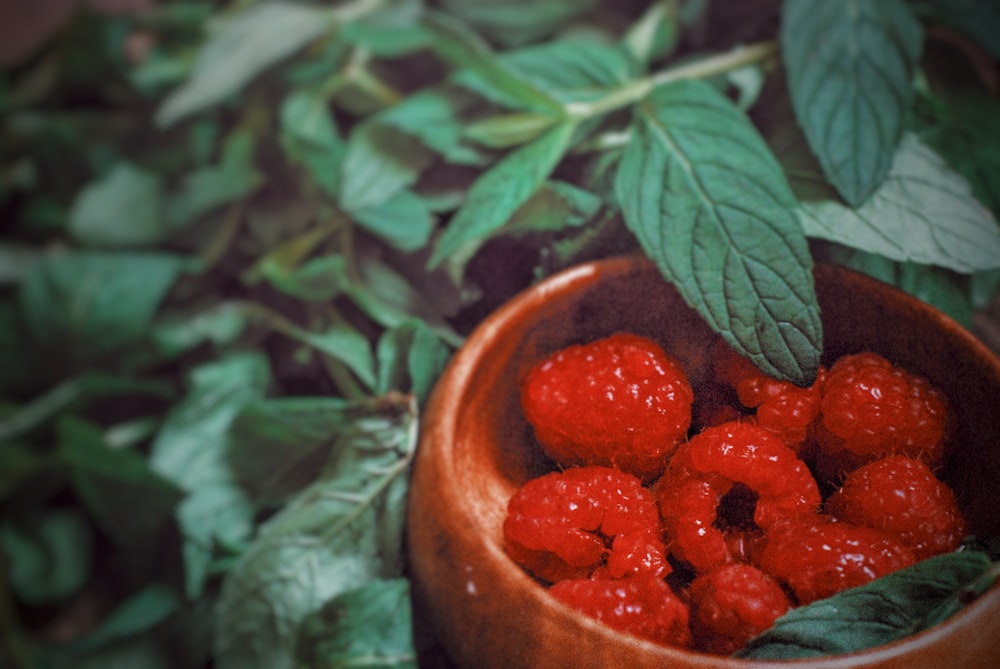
[213,395,417,669]
[67,584,181,656]
[438,0,598,48]
[912,0,1000,60]
[156,2,337,126]
[781,0,923,206]
[738,552,1000,659]
[0,507,94,606]
[615,80,821,386]
[338,121,435,212]
[914,85,1000,213]
[777,127,1000,274]
[69,162,165,247]
[165,130,262,229]
[375,88,489,166]
[295,578,416,669]
[421,10,564,115]
[493,39,638,104]
[280,88,346,199]
[429,121,576,268]
[228,397,358,507]
[351,189,436,253]
[17,251,183,370]
[150,353,271,598]
[375,320,452,403]
[59,417,183,546]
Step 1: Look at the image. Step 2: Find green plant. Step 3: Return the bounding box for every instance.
[1,1,998,667]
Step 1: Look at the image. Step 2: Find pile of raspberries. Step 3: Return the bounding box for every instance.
[505,332,966,655]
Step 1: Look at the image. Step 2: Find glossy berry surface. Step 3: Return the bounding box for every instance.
[755,517,916,605]
[688,564,793,655]
[712,340,825,449]
[521,332,693,479]
[549,576,692,648]
[826,455,966,560]
[503,466,668,583]
[818,352,949,468]
[655,421,821,573]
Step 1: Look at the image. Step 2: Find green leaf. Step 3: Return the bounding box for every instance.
[778,128,1000,274]
[913,84,1000,213]
[738,552,1000,659]
[505,180,602,235]
[0,373,173,443]
[338,121,436,212]
[59,418,183,546]
[0,442,50,503]
[228,396,357,507]
[437,0,598,48]
[375,88,490,165]
[781,0,923,205]
[623,1,680,67]
[1,507,94,605]
[376,320,452,403]
[165,130,262,229]
[911,0,1000,60]
[0,242,43,285]
[429,121,577,268]
[150,353,271,598]
[280,88,346,199]
[351,189,436,253]
[213,395,418,669]
[295,578,416,669]
[615,80,821,386]
[68,584,181,656]
[497,39,639,105]
[69,162,165,248]
[17,251,184,369]
[337,0,426,57]
[148,303,248,360]
[421,10,564,115]
[156,2,337,126]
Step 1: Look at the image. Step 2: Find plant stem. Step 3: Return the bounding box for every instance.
[565,40,780,120]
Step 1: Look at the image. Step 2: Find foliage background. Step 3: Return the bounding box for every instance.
[1,0,999,667]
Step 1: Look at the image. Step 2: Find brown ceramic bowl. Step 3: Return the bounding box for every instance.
[406,256,1000,669]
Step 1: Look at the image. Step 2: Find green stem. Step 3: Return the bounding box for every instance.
[565,40,780,120]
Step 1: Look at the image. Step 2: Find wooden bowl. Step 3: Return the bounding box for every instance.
[406,256,1000,669]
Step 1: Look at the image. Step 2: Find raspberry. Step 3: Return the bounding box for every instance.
[503,466,668,583]
[817,353,949,477]
[712,340,825,450]
[826,455,966,560]
[754,517,916,605]
[549,576,692,648]
[521,333,693,479]
[655,421,821,573]
[688,564,793,655]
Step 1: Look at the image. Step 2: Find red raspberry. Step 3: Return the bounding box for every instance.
[712,340,825,450]
[521,333,693,479]
[549,576,692,648]
[503,466,668,583]
[754,517,916,605]
[826,455,966,560]
[655,421,821,573]
[817,353,949,477]
[688,564,793,655]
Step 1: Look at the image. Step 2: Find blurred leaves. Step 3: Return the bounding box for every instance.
[2,1,1000,667]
